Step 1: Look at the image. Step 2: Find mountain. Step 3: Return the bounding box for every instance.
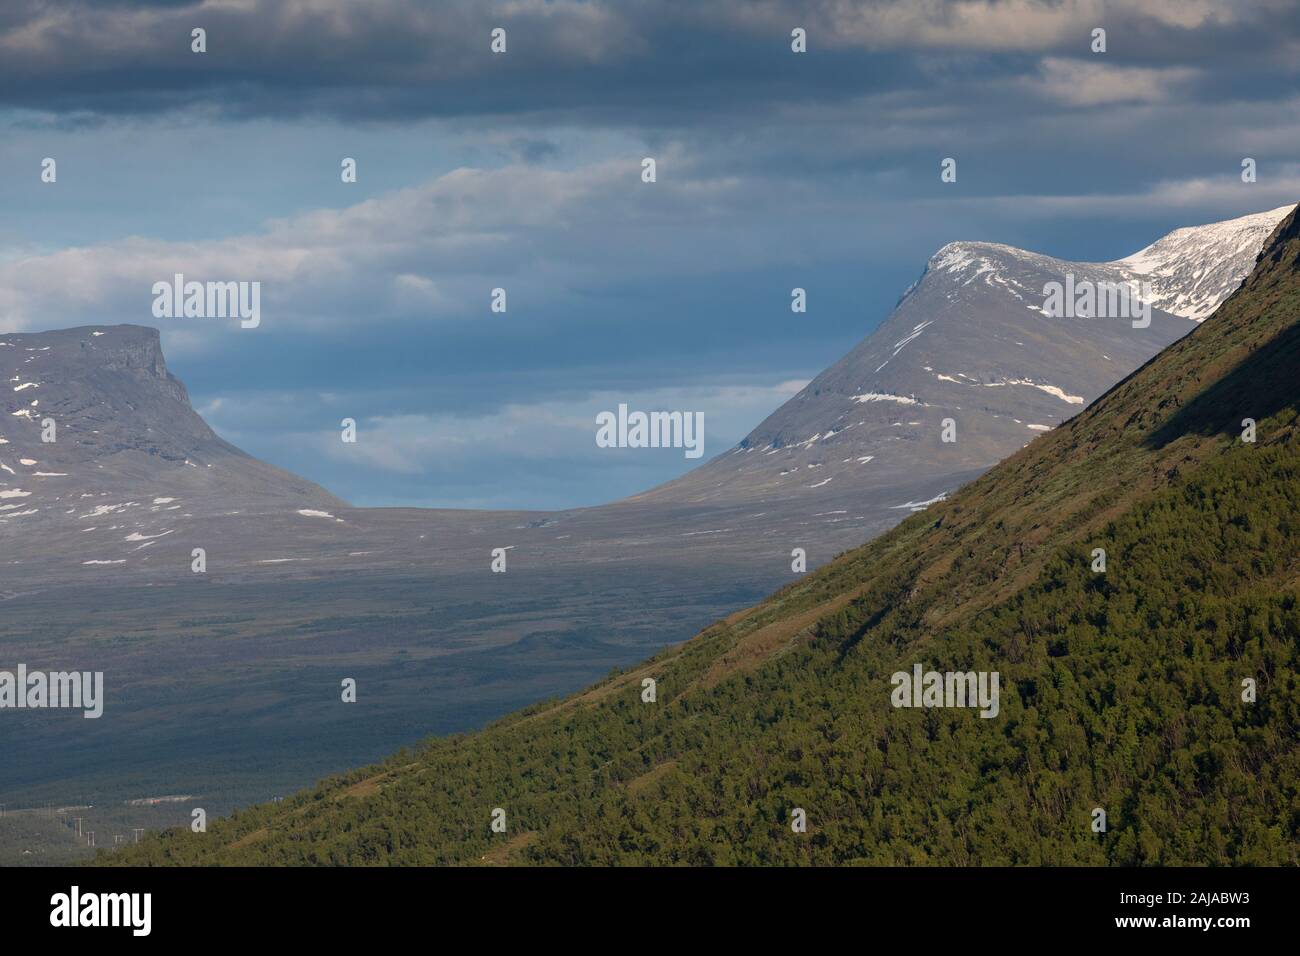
[104,205,1300,865]
[1,325,342,512]
[641,204,1295,508]
[0,325,349,587]
[1117,204,1296,321]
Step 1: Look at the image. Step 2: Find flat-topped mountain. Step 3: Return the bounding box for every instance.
[0,324,340,515]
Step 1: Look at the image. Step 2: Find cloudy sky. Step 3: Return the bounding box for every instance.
[1,0,1297,509]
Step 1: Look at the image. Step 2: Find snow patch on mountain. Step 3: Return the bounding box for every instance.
[891,492,948,512]
[1116,204,1295,321]
[851,392,923,406]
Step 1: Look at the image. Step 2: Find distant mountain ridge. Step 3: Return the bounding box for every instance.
[640,204,1294,507]
[1118,204,1296,321]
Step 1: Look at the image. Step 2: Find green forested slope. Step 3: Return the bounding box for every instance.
[105,210,1300,866]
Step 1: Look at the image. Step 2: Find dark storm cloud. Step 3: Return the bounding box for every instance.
[1,1,1295,123]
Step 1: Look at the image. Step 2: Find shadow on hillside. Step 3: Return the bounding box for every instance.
[1146,318,1300,449]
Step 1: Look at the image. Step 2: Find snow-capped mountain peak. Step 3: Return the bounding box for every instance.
[643,204,1294,510]
[1114,204,1295,321]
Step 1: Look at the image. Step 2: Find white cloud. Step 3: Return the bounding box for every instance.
[0,150,781,340]
[1033,57,1199,106]
[321,380,809,475]
[199,378,808,488]
[728,0,1268,52]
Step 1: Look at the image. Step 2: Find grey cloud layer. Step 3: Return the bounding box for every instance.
[2,0,1296,121]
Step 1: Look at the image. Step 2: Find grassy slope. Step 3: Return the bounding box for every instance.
[105,211,1300,866]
